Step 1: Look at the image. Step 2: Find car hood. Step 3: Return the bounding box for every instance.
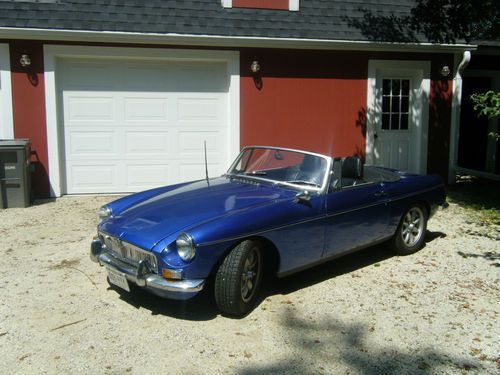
[99,177,293,250]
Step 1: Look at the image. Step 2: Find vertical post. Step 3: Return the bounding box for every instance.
[448,50,471,184]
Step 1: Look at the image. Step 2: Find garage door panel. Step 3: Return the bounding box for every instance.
[68,165,117,191]
[125,132,170,156]
[177,97,223,123]
[59,57,230,194]
[178,162,223,182]
[175,62,228,92]
[68,131,117,156]
[60,61,119,90]
[121,64,175,92]
[123,97,169,122]
[126,164,170,190]
[177,131,222,158]
[66,96,116,122]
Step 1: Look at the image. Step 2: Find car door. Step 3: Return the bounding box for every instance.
[323,167,390,257]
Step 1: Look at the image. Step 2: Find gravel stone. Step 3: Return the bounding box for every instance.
[0,196,498,374]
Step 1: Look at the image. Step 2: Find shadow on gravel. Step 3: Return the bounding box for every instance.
[262,230,445,299]
[262,243,394,298]
[457,251,500,267]
[425,230,446,242]
[108,282,219,321]
[106,229,447,320]
[237,308,481,375]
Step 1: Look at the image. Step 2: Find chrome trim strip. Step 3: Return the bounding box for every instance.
[325,201,388,218]
[198,214,327,247]
[199,184,444,247]
[385,184,444,204]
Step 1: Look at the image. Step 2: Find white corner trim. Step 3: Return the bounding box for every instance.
[43,45,240,197]
[366,60,431,175]
[221,0,232,8]
[0,43,14,139]
[289,0,300,11]
[0,27,476,53]
[448,50,471,183]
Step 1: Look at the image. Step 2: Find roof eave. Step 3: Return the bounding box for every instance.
[0,27,477,53]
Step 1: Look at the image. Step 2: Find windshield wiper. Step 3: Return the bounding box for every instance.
[287,180,320,188]
[245,171,267,176]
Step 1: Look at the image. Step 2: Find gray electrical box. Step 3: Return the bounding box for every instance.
[0,140,32,208]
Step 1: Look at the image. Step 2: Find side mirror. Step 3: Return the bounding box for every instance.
[295,190,311,203]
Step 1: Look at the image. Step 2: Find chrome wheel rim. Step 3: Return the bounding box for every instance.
[240,247,261,303]
[401,206,425,247]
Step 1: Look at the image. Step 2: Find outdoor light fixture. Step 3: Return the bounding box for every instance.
[440,65,451,77]
[250,60,260,73]
[19,54,31,67]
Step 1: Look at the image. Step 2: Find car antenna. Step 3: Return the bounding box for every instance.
[204,140,210,186]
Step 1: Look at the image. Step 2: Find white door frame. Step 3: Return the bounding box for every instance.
[44,45,240,197]
[366,60,430,174]
[0,43,14,139]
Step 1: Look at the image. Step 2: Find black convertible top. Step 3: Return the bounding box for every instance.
[363,166,401,183]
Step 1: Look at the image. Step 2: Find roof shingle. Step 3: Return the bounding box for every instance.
[0,0,421,42]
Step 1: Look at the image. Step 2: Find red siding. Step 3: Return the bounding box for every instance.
[5,41,454,198]
[428,78,453,178]
[240,49,368,159]
[9,41,50,197]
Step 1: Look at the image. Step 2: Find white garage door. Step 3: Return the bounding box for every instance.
[58,58,229,194]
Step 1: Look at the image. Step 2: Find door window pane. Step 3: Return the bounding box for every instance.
[400,114,409,130]
[382,114,390,130]
[380,78,410,131]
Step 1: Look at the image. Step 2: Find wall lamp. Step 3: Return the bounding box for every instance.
[250,60,260,74]
[20,53,32,67]
[440,65,451,77]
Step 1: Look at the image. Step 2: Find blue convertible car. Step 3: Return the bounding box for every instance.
[91,146,446,316]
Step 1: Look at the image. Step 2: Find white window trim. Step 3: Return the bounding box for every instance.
[44,45,240,197]
[0,43,14,139]
[221,0,300,11]
[366,60,431,175]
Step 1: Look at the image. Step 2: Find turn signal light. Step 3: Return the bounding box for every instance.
[162,268,182,280]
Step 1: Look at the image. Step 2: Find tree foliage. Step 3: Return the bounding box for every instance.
[347,0,500,44]
[470,91,500,140]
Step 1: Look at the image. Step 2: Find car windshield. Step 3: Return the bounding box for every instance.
[227,147,328,189]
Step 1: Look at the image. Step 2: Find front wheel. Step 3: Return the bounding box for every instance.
[214,240,263,317]
[392,205,427,255]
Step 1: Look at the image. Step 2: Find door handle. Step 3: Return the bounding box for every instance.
[374,133,378,139]
[374,191,386,197]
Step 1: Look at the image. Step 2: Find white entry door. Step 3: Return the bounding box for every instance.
[366,61,430,174]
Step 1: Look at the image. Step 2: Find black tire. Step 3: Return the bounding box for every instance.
[214,240,263,317]
[392,204,428,255]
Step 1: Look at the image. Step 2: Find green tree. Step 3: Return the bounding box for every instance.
[470,91,500,140]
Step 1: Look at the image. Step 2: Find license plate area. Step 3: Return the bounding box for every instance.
[106,267,130,292]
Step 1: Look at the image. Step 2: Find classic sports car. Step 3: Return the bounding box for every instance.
[91,146,447,316]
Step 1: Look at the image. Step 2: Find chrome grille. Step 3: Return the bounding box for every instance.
[100,233,158,273]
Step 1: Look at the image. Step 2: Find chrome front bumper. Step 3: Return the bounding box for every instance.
[90,238,204,296]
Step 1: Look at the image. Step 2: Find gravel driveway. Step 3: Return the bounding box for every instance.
[0,196,498,374]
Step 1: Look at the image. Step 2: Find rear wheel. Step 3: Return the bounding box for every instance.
[392,205,427,255]
[214,240,263,317]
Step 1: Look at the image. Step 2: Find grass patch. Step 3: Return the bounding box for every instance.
[447,175,500,226]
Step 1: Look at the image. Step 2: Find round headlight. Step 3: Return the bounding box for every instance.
[98,205,112,219]
[176,233,196,262]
